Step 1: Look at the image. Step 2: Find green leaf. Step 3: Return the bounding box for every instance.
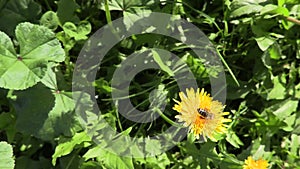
[123,8,152,30]
[151,49,175,77]
[100,0,153,11]
[229,0,266,18]
[260,4,279,15]
[226,130,244,148]
[16,23,64,60]
[11,82,88,141]
[252,144,273,161]
[38,91,82,140]
[93,78,112,94]
[260,4,289,16]
[84,143,136,169]
[52,131,91,165]
[56,31,76,53]
[0,112,16,142]
[282,113,296,132]
[230,4,263,18]
[41,65,58,90]
[40,11,59,30]
[63,21,92,41]
[255,36,276,51]
[267,75,286,100]
[269,98,298,120]
[268,43,281,60]
[11,83,55,138]
[0,0,41,36]
[0,22,65,90]
[97,150,134,169]
[0,112,14,130]
[56,0,80,24]
[0,141,15,169]
[141,153,171,169]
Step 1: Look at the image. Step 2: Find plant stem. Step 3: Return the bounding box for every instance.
[285,16,300,25]
[154,108,184,128]
[104,0,112,25]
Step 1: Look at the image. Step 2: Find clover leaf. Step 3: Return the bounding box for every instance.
[0,22,65,90]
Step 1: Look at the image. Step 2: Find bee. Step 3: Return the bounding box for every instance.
[197,108,214,119]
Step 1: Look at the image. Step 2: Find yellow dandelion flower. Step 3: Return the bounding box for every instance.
[173,88,231,141]
[243,156,269,169]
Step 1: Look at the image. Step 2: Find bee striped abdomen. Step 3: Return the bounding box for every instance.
[197,108,214,119]
[197,108,208,118]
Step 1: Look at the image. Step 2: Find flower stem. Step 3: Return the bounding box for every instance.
[154,108,184,128]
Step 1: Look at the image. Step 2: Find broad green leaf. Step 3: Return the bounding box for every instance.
[229,0,266,18]
[230,4,263,18]
[123,8,152,30]
[11,83,55,138]
[238,139,273,162]
[56,0,80,24]
[16,23,64,60]
[52,131,91,165]
[269,98,298,120]
[268,43,281,60]
[0,22,65,90]
[82,146,103,161]
[282,113,296,131]
[38,91,82,140]
[0,0,41,36]
[255,36,276,51]
[290,4,300,16]
[96,150,134,169]
[252,144,273,161]
[11,83,88,141]
[41,64,58,90]
[267,75,286,100]
[260,4,278,15]
[0,141,15,169]
[260,5,289,16]
[140,153,171,169]
[145,139,163,157]
[100,0,154,11]
[251,20,278,37]
[0,112,14,130]
[40,11,59,30]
